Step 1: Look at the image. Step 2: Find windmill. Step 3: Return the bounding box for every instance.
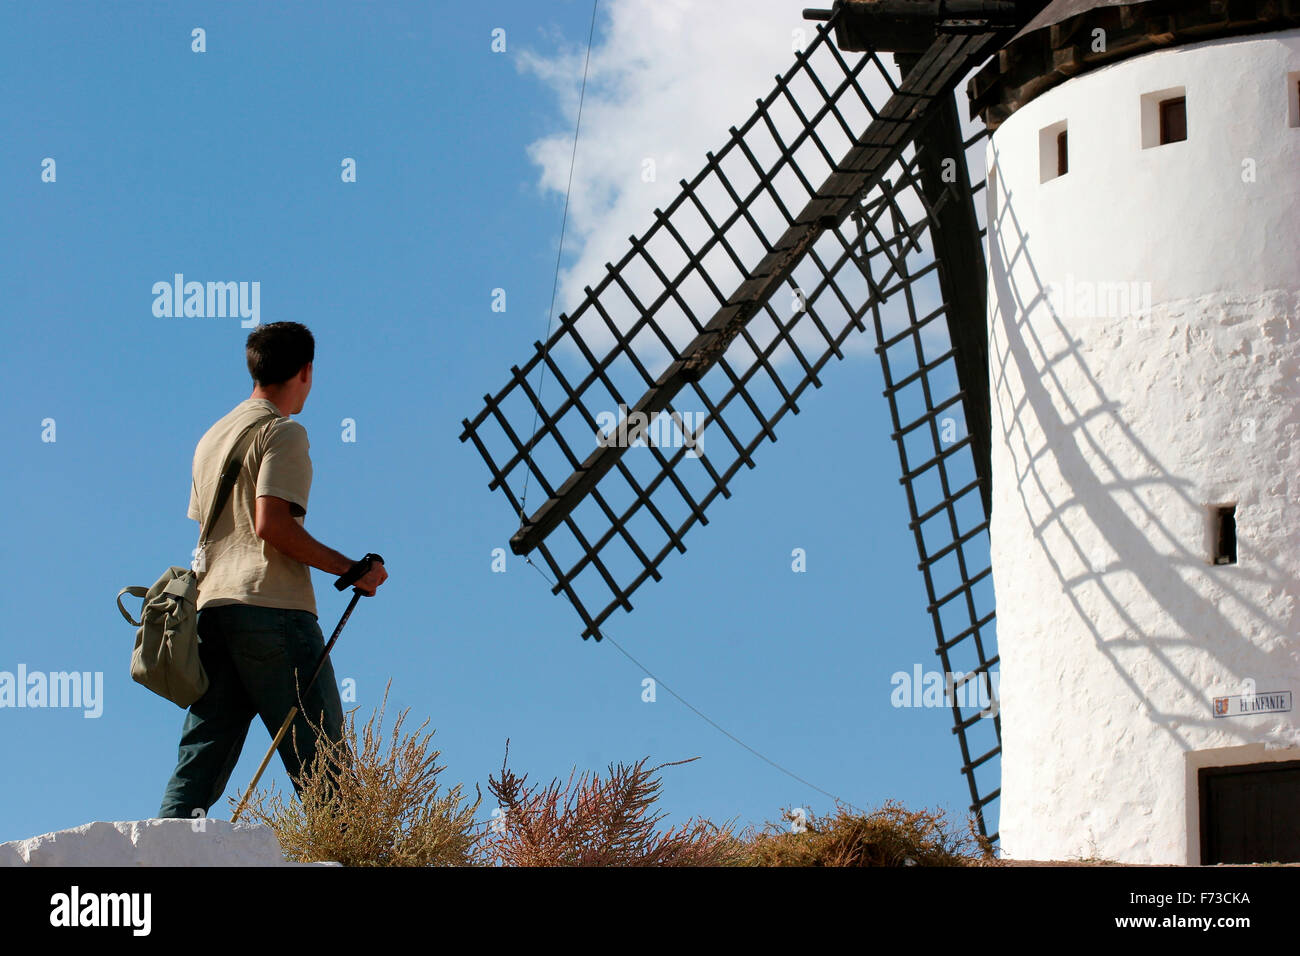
[461,0,1300,863]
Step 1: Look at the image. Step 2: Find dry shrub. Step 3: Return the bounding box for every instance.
[234,681,481,866]
[478,741,746,866]
[736,800,995,867]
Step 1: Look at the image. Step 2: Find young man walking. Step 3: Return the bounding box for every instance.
[158,321,388,820]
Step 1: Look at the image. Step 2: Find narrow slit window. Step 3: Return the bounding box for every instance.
[1057,129,1068,176]
[1160,96,1187,144]
[1213,505,1236,565]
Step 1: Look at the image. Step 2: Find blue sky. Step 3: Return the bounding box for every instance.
[0,0,1000,845]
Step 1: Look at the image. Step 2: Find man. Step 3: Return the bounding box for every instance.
[158,321,388,820]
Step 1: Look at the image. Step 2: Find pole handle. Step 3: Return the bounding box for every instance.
[335,552,383,591]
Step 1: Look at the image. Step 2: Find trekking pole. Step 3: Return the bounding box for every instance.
[230,553,383,824]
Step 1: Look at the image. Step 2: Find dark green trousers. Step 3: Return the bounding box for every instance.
[157,602,345,820]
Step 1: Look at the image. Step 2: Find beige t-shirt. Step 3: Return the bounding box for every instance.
[188,397,316,616]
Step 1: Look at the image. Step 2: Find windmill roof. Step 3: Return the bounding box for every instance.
[968,0,1300,130]
[1012,0,1137,38]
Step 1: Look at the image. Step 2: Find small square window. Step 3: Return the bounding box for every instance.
[1039,120,1068,182]
[1141,86,1186,149]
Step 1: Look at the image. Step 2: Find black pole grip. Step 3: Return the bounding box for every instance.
[335,552,383,591]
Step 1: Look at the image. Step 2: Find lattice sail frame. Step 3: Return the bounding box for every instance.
[461,15,1005,838]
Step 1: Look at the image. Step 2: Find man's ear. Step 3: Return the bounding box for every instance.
[300,362,312,382]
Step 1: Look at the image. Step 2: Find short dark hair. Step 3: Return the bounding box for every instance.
[246,322,314,386]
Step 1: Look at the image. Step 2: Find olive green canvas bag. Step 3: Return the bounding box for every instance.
[116,412,276,708]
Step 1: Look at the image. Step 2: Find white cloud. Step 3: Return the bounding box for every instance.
[518,0,822,325]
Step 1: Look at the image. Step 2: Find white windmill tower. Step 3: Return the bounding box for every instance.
[973,0,1300,864]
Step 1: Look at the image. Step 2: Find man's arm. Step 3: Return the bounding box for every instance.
[254,495,389,595]
[254,495,353,576]
[252,420,388,596]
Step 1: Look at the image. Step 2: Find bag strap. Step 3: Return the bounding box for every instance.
[116,586,149,627]
[197,411,280,550]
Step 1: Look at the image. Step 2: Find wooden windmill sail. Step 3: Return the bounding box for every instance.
[461,0,1056,841]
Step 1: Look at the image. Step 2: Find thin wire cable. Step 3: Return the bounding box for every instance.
[519,0,600,519]
[523,555,866,816]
